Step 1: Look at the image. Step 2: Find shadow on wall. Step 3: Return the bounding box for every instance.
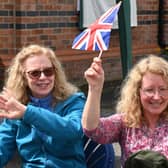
[0,58,5,90]
[0,58,5,124]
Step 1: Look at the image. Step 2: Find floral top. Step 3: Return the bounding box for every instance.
[83,114,168,167]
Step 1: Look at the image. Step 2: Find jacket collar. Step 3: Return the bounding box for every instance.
[29,94,53,110]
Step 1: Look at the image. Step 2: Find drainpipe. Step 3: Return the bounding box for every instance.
[116,0,132,78]
[158,0,165,48]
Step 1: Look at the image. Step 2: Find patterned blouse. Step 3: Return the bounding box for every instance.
[83,114,168,167]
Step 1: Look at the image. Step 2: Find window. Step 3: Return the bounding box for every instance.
[77,0,137,29]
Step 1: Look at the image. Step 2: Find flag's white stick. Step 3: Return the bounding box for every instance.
[98,50,103,58]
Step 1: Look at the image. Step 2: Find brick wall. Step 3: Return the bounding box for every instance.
[0,0,167,89]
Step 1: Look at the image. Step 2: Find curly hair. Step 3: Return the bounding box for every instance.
[116,55,168,127]
[4,44,78,104]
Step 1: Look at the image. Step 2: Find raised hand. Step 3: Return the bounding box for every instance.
[84,57,104,92]
[0,88,26,119]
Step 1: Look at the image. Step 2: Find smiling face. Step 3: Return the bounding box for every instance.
[24,54,55,98]
[140,72,168,120]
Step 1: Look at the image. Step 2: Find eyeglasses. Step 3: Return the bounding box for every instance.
[140,87,168,98]
[26,67,54,79]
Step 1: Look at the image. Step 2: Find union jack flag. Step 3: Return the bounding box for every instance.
[72,1,122,51]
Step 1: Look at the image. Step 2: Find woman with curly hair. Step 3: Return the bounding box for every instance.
[82,55,168,167]
[0,44,86,168]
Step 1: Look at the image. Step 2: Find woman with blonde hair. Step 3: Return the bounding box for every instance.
[0,44,86,168]
[82,55,168,167]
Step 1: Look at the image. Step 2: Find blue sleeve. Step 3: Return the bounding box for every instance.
[0,119,17,167]
[23,92,86,141]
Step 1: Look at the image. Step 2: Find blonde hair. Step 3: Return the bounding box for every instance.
[4,44,78,104]
[116,55,168,127]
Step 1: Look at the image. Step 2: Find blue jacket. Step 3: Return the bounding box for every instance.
[0,92,86,168]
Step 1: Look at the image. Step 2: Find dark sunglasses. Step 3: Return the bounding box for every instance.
[26,67,55,79]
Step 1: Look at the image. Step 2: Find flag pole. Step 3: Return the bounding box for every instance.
[98,50,103,58]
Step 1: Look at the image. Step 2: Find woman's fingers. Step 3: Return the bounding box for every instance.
[93,56,102,63]
[2,87,13,99]
[0,94,8,103]
[0,111,17,119]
